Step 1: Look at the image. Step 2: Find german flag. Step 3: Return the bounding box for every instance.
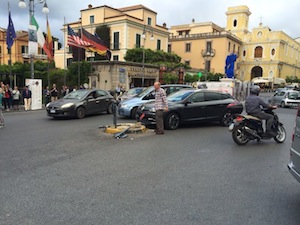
[81,28,109,55]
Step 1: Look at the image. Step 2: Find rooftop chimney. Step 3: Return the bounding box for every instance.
[163,23,167,28]
[88,4,93,9]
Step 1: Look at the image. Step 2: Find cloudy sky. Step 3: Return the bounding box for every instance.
[1,0,300,44]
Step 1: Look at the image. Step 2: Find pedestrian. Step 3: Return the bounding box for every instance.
[3,85,12,111]
[12,86,20,110]
[7,84,13,110]
[154,82,168,135]
[43,86,51,106]
[50,84,58,102]
[0,90,5,128]
[22,86,32,111]
[116,84,121,97]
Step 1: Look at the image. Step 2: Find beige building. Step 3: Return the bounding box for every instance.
[55,4,169,69]
[226,5,300,82]
[0,28,47,65]
[168,21,242,74]
[169,5,300,82]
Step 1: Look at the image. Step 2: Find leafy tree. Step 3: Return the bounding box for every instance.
[124,48,190,69]
[184,74,199,83]
[67,61,92,86]
[286,75,299,83]
[162,72,179,84]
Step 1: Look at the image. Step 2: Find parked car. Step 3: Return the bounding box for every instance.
[136,89,242,130]
[118,84,192,118]
[269,90,300,108]
[288,106,300,183]
[46,89,114,119]
[118,87,144,102]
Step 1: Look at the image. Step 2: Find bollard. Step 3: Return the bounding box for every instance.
[112,101,117,128]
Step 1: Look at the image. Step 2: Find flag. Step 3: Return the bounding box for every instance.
[67,25,91,48]
[6,10,16,49]
[46,17,54,61]
[31,16,52,59]
[81,28,109,55]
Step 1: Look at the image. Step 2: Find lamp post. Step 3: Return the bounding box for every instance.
[19,0,49,79]
[141,27,154,87]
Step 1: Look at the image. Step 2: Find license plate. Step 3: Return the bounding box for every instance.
[50,109,56,113]
[229,123,234,132]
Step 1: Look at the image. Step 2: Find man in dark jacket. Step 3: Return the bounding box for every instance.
[22,86,32,111]
[245,85,276,136]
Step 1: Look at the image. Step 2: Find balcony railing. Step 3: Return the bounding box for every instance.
[201,49,215,57]
[169,31,238,40]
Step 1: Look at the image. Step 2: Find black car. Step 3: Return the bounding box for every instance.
[46,89,114,119]
[136,89,242,130]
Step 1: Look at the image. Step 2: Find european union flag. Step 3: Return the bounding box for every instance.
[6,10,16,49]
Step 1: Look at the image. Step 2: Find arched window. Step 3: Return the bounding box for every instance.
[233,19,237,27]
[271,48,276,56]
[254,46,263,58]
[243,50,246,57]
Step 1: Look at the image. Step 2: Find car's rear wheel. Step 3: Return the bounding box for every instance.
[76,107,86,119]
[220,111,232,126]
[130,107,138,119]
[280,101,286,108]
[165,113,180,130]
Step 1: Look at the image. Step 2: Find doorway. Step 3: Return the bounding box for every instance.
[251,66,263,80]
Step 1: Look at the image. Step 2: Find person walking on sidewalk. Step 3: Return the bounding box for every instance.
[0,90,5,128]
[22,86,32,111]
[154,82,168,135]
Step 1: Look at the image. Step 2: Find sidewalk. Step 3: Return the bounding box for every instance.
[2,105,46,113]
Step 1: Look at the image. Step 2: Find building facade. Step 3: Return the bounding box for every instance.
[55,4,169,69]
[169,5,300,82]
[0,28,48,65]
[168,21,242,74]
[226,5,300,82]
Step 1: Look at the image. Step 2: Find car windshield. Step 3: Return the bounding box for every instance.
[127,88,143,95]
[167,91,194,102]
[137,86,153,97]
[64,90,89,100]
[288,92,300,99]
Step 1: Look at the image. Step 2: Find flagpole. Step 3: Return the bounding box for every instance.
[63,17,66,86]
[77,18,82,88]
[46,14,50,87]
[8,2,13,88]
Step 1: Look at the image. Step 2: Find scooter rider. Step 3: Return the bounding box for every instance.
[245,85,277,136]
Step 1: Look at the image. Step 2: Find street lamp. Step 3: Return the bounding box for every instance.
[141,27,154,87]
[19,0,49,79]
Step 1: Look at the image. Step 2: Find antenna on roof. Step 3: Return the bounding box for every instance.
[259,16,263,26]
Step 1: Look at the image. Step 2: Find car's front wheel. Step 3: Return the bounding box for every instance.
[165,113,180,130]
[76,107,86,119]
[280,101,286,108]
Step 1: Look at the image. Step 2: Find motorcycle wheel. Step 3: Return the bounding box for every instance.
[232,124,250,145]
[274,124,286,143]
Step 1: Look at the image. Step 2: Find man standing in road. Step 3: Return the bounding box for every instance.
[22,86,32,111]
[154,82,168,135]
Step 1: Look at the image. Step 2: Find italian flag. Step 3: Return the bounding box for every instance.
[31,15,52,60]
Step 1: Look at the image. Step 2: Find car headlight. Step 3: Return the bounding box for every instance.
[120,104,128,109]
[149,107,156,113]
[61,103,74,109]
[46,103,50,108]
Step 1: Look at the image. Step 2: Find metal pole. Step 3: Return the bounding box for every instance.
[63,17,66,85]
[142,46,145,87]
[29,0,34,79]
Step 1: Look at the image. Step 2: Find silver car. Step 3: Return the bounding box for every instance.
[288,107,300,183]
[269,90,300,108]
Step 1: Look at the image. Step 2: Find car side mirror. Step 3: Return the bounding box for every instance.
[184,100,192,106]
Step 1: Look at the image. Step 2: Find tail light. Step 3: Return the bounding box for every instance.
[227,101,239,108]
[236,116,244,122]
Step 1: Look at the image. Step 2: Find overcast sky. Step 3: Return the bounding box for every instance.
[1,0,300,45]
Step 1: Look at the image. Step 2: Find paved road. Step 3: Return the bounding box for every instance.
[0,108,300,225]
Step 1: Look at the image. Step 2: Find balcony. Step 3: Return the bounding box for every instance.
[201,49,215,58]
